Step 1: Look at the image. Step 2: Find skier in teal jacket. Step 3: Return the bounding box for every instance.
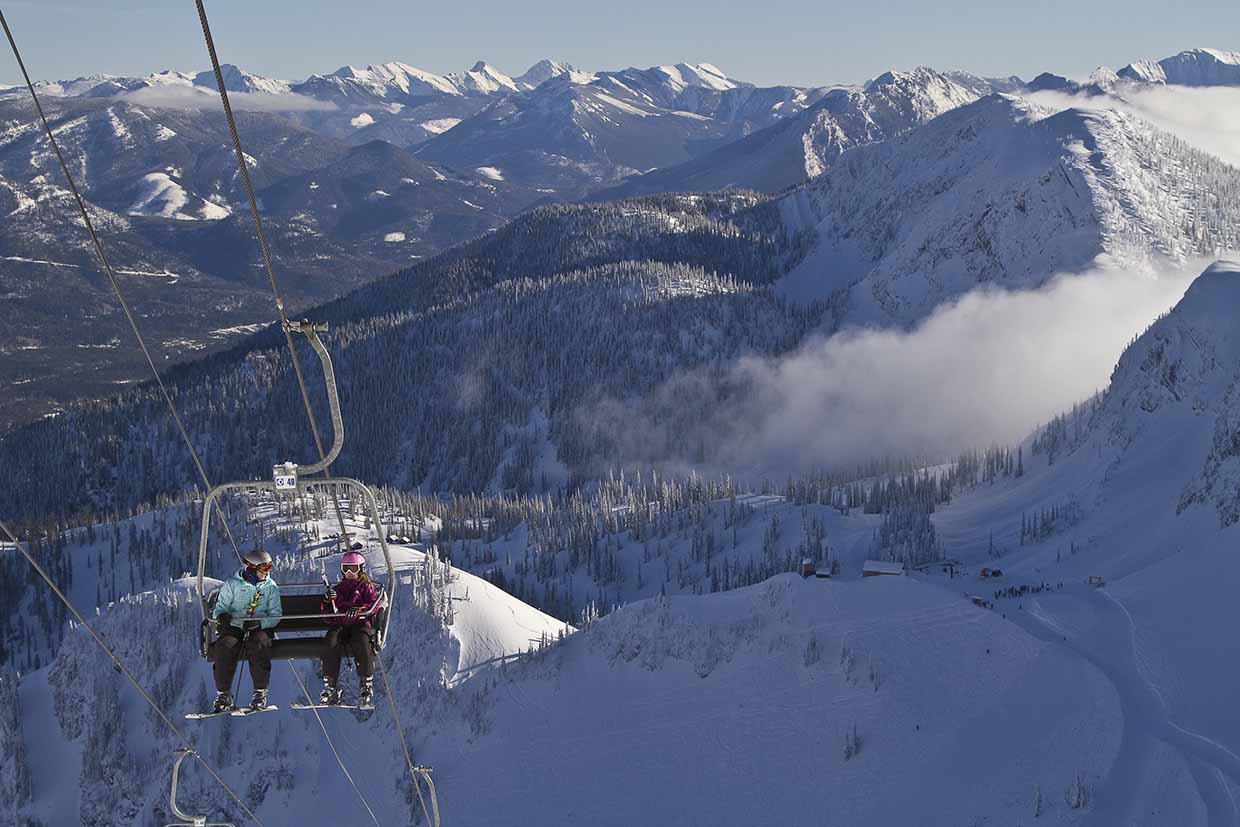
[210,549,282,712]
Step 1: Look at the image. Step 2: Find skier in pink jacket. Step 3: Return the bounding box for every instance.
[319,551,381,707]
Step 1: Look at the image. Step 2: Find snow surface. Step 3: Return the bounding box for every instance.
[17,670,82,825]
[18,280,1240,827]
[420,117,461,135]
[654,62,740,91]
[126,173,230,221]
[924,260,1240,822]
[427,574,1120,825]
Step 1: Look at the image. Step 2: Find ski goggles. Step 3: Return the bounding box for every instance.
[247,562,273,573]
[341,563,365,573]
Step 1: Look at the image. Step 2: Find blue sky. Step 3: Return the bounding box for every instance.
[1,0,1235,88]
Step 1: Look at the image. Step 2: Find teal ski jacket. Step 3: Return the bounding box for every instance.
[212,568,282,630]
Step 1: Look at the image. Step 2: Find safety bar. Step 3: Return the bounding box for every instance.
[264,581,387,589]
[284,320,343,475]
[205,581,391,591]
[165,749,236,827]
[197,477,394,645]
[213,612,376,623]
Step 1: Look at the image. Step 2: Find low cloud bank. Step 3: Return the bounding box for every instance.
[119,86,336,113]
[1027,85,1240,168]
[581,261,1207,479]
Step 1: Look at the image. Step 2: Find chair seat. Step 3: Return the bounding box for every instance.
[202,586,387,661]
[270,637,329,661]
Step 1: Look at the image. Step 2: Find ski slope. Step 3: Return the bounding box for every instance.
[426,573,1120,825]
[924,260,1240,822]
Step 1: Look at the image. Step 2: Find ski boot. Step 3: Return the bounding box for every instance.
[320,677,342,706]
[358,676,374,708]
[248,688,270,712]
[212,691,234,714]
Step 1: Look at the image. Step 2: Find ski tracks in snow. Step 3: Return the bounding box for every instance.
[1018,589,1240,826]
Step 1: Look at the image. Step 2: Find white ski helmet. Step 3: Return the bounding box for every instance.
[243,548,273,568]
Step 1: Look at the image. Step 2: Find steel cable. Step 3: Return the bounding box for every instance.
[192,0,350,548]
[0,518,263,826]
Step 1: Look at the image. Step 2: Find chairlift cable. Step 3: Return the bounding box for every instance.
[6,7,429,822]
[0,7,247,564]
[192,0,350,549]
[376,651,441,827]
[0,518,264,827]
[286,662,383,827]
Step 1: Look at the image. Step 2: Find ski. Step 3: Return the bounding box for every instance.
[292,703,375,711]
[185,708,239,720]
[230,704,280,717]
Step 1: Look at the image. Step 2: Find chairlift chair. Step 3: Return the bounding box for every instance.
[195,321,395,663]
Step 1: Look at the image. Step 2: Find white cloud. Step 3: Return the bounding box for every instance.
[1026,86,1240,168]
[581,260,1208,479]
[118,86,336,113]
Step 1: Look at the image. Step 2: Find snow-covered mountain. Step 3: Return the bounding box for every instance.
[7,82,1240,509]
[777,94,1240,326]
[255,138,532,243]
[191,64,291,95]
[3,528,568,826]
[912,259,1240,822]
[0,54,826,426]
[2,51,1237,436]
[6,42,1240,826]
[20,320,1240,827]
[0,92,545,427]
[599,66,1015,197]
[1118,47,1240,86]
[0,485,1121,827]
[298,61,463,102]
[124,171,232,220]
[599,46,1240,202]
[447,60,519,95]
[513,59,595,90]
[413,63,831,197]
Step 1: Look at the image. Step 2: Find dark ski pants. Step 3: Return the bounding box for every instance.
[213,627,273,691]
[322,625,374,681]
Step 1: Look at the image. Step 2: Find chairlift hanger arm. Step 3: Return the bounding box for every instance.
[166,749,237,827]
[283,320,343,476]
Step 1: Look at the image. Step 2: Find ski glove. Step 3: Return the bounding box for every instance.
[324,587,336,601]
[217,613,233,627]
[242,618,262,631]
[346,607,362,619]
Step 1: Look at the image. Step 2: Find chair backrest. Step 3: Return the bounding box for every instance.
[274,593,335,632]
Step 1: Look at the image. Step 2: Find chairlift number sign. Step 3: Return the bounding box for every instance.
[273,466,298,491]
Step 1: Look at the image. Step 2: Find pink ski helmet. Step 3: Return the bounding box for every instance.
[341,551,367,573]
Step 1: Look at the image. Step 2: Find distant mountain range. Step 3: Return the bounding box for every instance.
[777,94,1240,326]
[4,75,1238,520]
[0,47,1237,429]
[596,67,1022,198]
